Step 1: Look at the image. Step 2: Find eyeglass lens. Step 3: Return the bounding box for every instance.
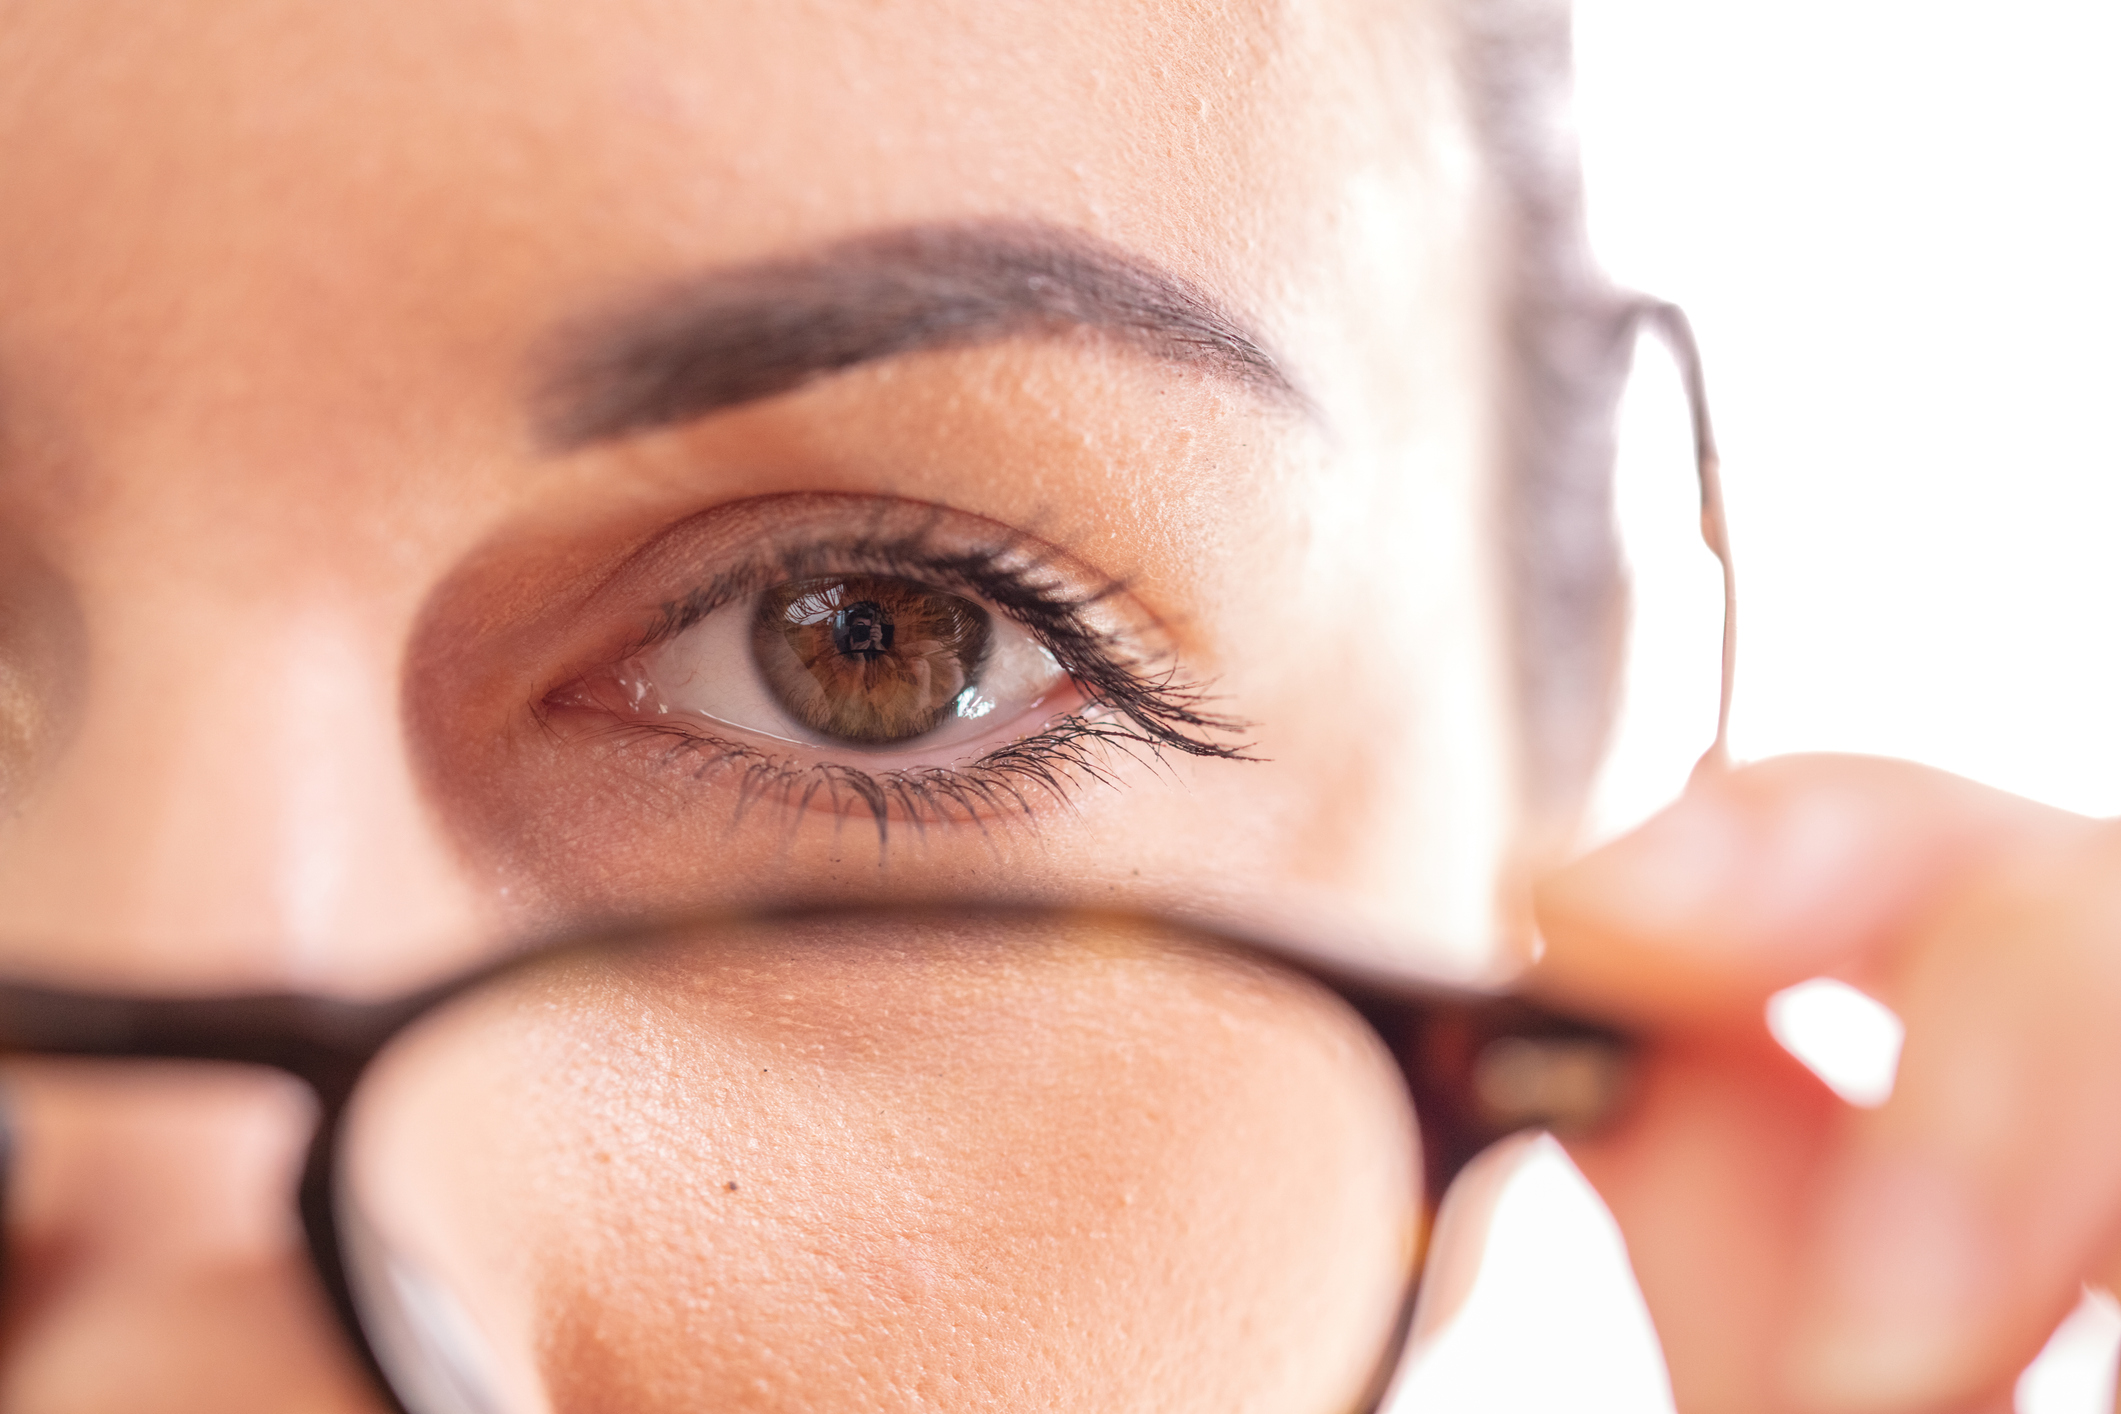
[336,913,1425,1414]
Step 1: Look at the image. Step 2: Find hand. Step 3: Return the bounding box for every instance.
[1533,754,2121,1414]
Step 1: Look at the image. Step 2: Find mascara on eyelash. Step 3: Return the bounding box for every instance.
[555,534,1256,837]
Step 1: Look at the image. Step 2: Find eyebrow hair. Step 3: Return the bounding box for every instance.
[535,220,1301,448]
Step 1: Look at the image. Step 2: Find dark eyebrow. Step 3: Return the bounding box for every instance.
[534,220,1302,448]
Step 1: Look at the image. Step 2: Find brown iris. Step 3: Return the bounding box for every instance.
[751,576,993,744]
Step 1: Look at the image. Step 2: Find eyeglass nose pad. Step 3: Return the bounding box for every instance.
[1576,298,1735,851]
[335,1193,525,1414]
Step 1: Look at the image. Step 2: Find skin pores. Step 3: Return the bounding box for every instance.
[0,1,1510,1408]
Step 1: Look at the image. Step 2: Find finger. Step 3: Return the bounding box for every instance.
[1784,819,2121,1414]
[1564,1028,1841,1414]
[1538,756,2113,1412]
[1532,753,2077,1025]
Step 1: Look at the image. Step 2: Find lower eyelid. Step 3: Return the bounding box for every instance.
[546,644,1249,821]
[578,695,1132,831]
[536,509,1255,827]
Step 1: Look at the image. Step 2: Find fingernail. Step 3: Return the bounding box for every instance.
[1787,1156,1996,1412]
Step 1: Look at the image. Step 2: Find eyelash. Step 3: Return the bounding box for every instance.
[578,525,1254,835]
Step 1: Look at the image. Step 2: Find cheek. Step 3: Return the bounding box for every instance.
[345,930,1421,1414]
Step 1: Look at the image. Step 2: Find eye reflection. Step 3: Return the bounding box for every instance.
[629,573,1067,757]
[754,576,992,744]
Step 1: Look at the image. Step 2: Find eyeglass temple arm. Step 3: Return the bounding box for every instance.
[1627,297,1736,775]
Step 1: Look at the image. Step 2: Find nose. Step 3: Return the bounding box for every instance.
[1,1060,388,1414]
[0,590,485,992]
[0,576,485,1413]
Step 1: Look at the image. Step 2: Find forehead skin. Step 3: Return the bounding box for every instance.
[0,0,1513,985]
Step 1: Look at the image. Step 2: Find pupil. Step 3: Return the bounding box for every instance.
[832,601,894,659]
[752,576,992,745]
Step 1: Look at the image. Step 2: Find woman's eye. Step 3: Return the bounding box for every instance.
[624,575,1068,758]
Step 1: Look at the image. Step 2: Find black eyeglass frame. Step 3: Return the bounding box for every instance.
[0,900,1637,1414]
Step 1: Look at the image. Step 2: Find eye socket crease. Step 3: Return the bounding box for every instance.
[531,219,1311,450]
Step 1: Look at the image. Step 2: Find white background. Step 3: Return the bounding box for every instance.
[1575,0,2121,817]
[1408,4,2121,1409]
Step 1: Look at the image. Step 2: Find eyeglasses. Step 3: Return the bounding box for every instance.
[0,903,1631,1414]
[0,298,1729,1414]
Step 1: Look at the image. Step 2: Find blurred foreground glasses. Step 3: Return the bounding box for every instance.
[0,904,1631,1414]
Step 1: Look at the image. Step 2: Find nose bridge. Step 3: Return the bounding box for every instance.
[0,581,485,992]
[0,1056,391,1413]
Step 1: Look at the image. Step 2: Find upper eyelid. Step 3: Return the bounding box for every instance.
[633,532,1127,666]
